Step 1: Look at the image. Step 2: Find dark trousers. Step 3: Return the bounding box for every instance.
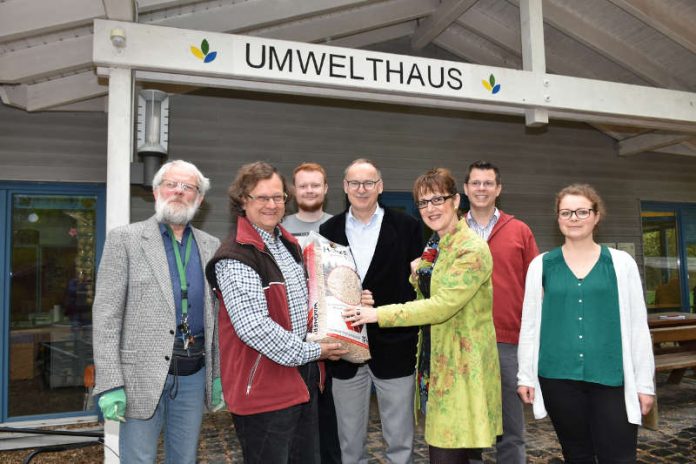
[318,373,342,463]
[539,377,637,464]
[429,445,470,464]
[232,363,320,464]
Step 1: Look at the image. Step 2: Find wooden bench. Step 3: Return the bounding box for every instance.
[650,324,696,384]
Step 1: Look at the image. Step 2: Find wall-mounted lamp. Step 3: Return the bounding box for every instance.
[136,89,170,187]
[110,28,127,48]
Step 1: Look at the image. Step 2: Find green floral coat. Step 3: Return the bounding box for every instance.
[378,219,502,448]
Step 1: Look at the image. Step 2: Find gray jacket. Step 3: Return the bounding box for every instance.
[92,215,220,419]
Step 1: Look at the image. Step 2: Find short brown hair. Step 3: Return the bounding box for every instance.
[412,167,458,200]
[292,162,327,185]
[228,162,289,216]
[464,160,501,185]
[555,183,606,221]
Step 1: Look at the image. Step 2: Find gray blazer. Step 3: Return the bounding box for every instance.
[92,215,220,419]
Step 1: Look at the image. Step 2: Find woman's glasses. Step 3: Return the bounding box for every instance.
[558,208,594,220]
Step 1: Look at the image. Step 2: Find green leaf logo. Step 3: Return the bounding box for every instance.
[191,39,217,63]
[482,74,501,94]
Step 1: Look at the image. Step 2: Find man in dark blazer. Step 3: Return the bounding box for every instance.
[320,158,422,464]
[93,160,221,464]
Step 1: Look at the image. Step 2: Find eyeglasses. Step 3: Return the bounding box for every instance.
[558,208,595,220]
[467,180,497,189]
[345,179,381,191]
[416,194,456,209]
[247,193,288,205]
[160,179,199,193]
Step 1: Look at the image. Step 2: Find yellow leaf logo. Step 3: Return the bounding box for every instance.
[191,46,205,60]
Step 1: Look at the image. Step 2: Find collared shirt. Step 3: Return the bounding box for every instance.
[466,208,500,241]
[346,206,384,282]
[159,223,205,336]
[215,225,321,367]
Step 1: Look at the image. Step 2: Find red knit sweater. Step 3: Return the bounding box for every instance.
[482,211,539,344]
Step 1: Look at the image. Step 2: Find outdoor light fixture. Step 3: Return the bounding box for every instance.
[110,27,126,48]
[136,89,170,187]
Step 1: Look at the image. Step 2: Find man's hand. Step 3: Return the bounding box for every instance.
[211,377,225,412]
[360,290,374,307]
[411,256,421,277]
[517,386,535,404]
[639,393,655,415]
[319,342,349,361]
[410,257,422,279]
[98,388,127,422]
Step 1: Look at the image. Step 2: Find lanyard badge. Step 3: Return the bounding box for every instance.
[167,225,195,351]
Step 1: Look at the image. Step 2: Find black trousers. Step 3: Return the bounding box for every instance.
[539,377,637,464]
[318,373,342,463]
[232,363,320,464]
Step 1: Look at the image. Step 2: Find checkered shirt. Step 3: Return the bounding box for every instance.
[215,225,321,366]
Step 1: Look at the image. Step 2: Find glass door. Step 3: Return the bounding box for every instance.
[2,184,104,420]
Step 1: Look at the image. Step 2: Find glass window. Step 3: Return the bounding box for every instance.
[642,210,681,311]
[641,203,696,314]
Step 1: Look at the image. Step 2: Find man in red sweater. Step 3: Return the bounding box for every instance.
[463,160,539,464]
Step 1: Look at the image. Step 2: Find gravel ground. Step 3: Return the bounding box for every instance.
[2,374,695,463]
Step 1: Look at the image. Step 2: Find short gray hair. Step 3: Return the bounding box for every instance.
[152,160,210,195]
[343,158,382,179]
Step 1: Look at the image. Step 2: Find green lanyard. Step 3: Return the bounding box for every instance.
[166,225,193,321]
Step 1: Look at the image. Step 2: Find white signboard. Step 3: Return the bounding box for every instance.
[93,19,696,129]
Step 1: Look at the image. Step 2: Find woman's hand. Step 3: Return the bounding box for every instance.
[639,393,655,415]
[517,386,535,404]
[360,289,374,307]
[343,306,378,326]
[410,257,421,279]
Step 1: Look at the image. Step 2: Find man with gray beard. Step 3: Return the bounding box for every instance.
[93,160,222,464]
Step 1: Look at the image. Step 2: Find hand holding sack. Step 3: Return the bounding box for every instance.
[304,231,371,363]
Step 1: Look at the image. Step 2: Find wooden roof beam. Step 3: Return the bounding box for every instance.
[411,0,478,50]
[0,36,92,83]
[619,132,696,156]
[608,0,696,53]
[0,0,104,42]
[103,0,137,21]
[23,71,107,112]
[251,0,437,43]
[519,0,548,127]
[143,0,375,33]
[332,22,417,49]
[507,0,689,90]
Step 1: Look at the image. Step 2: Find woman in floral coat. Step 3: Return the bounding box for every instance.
[345,167,502,463]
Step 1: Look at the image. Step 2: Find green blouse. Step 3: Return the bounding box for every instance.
[538,246,623,386]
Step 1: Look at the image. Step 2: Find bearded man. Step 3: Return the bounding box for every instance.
[281,162,332,249]
[93,159,222,464]
[281,162,340,463]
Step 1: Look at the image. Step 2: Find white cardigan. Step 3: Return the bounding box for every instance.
[517,247,655,425]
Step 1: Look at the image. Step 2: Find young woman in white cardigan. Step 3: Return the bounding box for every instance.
[517,184,654,463]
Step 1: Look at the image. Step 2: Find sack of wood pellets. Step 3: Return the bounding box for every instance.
[304,231,370,363]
